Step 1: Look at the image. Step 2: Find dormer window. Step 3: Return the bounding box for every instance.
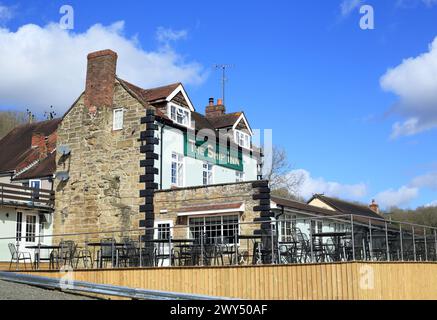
[168,103,190,127]
[234,130,250,149]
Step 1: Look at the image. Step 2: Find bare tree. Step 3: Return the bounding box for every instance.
[0,111,27,139]
[263,145,303,200]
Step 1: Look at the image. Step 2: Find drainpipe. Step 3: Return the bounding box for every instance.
[159,123,166,190]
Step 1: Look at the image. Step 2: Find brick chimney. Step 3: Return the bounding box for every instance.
[205,97,225,118]
[84,49,118,112]
[369,199,380,215]
[31,132,48,160]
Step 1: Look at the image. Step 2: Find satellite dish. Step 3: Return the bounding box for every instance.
[55,171,70,182]
[57,145,71,156]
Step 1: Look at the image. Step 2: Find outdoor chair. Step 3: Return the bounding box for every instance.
[118,240,139,267]
[55,240,77,268]
[97,238,116,268]
[75,243,94,269]
[203,243,224,266]
[8,243,33,271]
[154,243,174,267]
[278,245,294,264]
[174,245,195,266]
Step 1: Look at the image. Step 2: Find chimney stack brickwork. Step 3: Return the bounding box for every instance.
[84,49,118,112]
[369,199,380,215]
[205,97,226,118]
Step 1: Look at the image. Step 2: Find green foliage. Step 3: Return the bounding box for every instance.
[0,111,27,139]
[271,187,305,202]
[387,206,437,228]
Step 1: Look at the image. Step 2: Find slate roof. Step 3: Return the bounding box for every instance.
[13,152,56,180]
[207,112,242,129]
[117,77,246,132]
[271,195,387,228]
[308,194,382,220]
[0,119,61,174]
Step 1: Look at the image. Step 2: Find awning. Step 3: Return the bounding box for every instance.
[177,202,245,217]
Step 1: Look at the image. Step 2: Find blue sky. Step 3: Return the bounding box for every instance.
[0,0,437,209]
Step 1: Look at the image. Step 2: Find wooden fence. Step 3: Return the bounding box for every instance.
[3,261,437,300]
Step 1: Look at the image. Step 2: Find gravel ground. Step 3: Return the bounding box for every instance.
[0,279,95,300]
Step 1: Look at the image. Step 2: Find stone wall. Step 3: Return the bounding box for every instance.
[143,181,262,247]
[53,81,145,244]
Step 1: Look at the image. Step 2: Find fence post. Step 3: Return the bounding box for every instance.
[424,228,428,262]
[400,224,404,261]
[270,221,275,265]
[139,234,142,267]
[369,219,373,261]
[351,215,355,261]
[169,230,173,267]
[434,229,437,261]
[412,226,416,261]
[200,231,204,267]
[385,221,390,262]
[309,219,314,262]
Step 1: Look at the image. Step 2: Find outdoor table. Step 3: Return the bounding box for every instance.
[25,244,61,269]
[87,242,125,268]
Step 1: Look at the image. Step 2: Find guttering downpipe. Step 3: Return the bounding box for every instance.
[159,123,166,190]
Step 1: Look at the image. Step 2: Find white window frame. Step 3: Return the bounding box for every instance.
[154,220,174,240]
[167,102,191,128]
[16,212,23,243]
[171,152,184,187]
[24,214,38,244]
[202,162,214,185]
[187,214,240,245]
[234,129,251,149]
[113,108,124,131]
[29,179,41,189]
[235,171,245,182]
[278,214,297,242]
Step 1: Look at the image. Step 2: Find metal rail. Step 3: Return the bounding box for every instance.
[0,271,232,300]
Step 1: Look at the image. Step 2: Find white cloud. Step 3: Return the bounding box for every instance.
[0,4,13,24]
[290,169,368,200]
[425,200,437,207]
[340,0,363,16]
[411,172,437,190]
[374,186,419,208]
[422,0,437,7]
[0,22,206,114]
[380,36,437,138]
[156,27,188,43]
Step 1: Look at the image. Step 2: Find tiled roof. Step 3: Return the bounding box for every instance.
[117,77,180,103]
[271,196,387,228]
[13,152,56,180]
[308,194,382,220]
[0,119,61,174]
[117,77,244,131]
[207,112,242,129]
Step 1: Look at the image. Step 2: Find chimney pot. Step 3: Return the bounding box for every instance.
[209,98,214,106]
[369,199,380,215]
[217,98,223,105]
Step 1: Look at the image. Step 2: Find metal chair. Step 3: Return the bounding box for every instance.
[8,243,33,270]
[97,238,116,268]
